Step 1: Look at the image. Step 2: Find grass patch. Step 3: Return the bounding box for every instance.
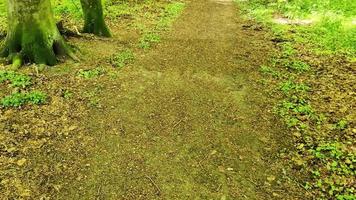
[236,0,356,55]
[157,2,185,30]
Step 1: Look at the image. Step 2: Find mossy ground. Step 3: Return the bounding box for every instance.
[0,0,353,199]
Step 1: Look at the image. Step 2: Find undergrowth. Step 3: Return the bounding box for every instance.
[238,1,355,198]
[0,70,47,108]
[261,41,355,199]
[1,91,47,108]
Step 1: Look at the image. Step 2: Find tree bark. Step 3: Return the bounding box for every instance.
[0,0,75,66]
[80,0,111,37]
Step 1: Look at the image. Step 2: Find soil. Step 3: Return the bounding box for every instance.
[0,0,307,199]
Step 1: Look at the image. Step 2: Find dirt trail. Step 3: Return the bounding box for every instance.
[63,0,300,199]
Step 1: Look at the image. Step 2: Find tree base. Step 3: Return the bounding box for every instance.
[0,28,76,66]
[1,0,77,67]
[82,22,112,37]
[81,0,111,37]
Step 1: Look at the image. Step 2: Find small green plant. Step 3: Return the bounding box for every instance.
[111,50,134,68]
[280,80,310,94]
[62,90,73,100]
[84,88,102,108]
[139,32,161,49]
[259,65,280,77]
[1,91,47,108]
[281,43,296,58]
[0,70,32,88]
[77,68,105,79]
[335,119,348,130]
[286,60,311,72]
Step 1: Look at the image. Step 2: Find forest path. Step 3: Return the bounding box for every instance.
[65,0,299,199]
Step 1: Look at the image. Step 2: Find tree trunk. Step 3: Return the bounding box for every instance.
[80,0,111,37]
[0,0,74,66]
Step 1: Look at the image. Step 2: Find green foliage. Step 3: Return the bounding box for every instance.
[281,43,297,58]
[309,143,356,198]
[259,65,280,77]
[296,16,356,53]
[272,0,356,18]
[104,1,138,19]
[0,1,5,17]
[157,2,185,30]
[278,99,314,118]
[110,49,134,68]
[0,70,32,88]
[253,14,356,197]
[237,0,356,54]
[139,32,161,49]
[62,89,73,99]
[282,59,311,72]
[1,91,47,108]
[52,0,82,20]
[280,80,310,94]
[335,119,348,130]
[77,68,105,79]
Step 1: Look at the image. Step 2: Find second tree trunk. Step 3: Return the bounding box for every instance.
[80,0,111,37]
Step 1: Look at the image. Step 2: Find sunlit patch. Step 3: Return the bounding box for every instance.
[273,17,314,25]
[352,19,356,25]
[213,0,233,5]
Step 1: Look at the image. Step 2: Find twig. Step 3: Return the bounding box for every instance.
[173,118,183,128]
[145,175,161,196]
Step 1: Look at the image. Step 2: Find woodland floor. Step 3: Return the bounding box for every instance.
[1,0,344,199]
